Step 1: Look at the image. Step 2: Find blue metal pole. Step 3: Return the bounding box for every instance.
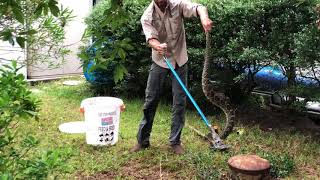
[164,57,211,127]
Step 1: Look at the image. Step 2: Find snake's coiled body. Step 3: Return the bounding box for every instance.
[202,33,236,139]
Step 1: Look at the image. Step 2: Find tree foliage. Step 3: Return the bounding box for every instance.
[79,0,150,85]
[0,62,70,179]
[0,1,72,178]
[193,0,320,105]
[81,0,320,109]
[0,0,73,68]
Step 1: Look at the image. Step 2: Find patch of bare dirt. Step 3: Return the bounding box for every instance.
[296,165,320,179]
[79,158,179,180]
[237,107,320,137]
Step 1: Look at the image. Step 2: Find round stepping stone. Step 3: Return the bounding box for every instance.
[59,121,86,134]
[228,154,271,180]
[63,80,83,86]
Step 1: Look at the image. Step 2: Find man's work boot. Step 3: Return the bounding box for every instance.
[130,144,149,153]
[170,144,184,155]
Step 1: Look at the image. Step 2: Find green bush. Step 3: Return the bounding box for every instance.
[0,0,73,68]
[217,0,319,101]
[198,0,319,102]
[82,0,320,107]
[0,62,69,179]
[81,0,212,103]
[79,0,150,95]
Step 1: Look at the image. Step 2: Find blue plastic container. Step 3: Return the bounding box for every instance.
[252,66,319,91]
[82,46,113,85]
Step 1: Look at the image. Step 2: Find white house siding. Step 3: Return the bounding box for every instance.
[0,41,27,77]
[28,0,93,79]
[0,0,93,79]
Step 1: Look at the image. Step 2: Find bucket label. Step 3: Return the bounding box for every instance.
[98,130,114,143]
[98,125,115,132]
[98,111,116,117]
[98,126,115,143]
[101,117,113,126]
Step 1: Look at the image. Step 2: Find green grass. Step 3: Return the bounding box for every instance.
[19,77,320,179]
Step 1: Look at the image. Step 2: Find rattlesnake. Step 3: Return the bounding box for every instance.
[202,33,236,139]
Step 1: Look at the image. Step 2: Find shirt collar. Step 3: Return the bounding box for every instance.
[153,1,171,17]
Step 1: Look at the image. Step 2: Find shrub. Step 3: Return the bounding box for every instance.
[79,0,150,95]
[0,0,73,68]
[82,0,320,108]
[208,0,319,103]
[0,62,69,179]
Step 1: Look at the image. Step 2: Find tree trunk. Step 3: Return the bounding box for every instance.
[286,63,296,106]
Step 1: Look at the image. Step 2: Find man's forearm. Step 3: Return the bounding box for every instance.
[197,6,209,20]
[197,6,213,32]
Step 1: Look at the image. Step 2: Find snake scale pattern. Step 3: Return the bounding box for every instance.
[202,33,236,139]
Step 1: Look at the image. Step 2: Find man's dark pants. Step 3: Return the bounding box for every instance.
[137,62,187,146]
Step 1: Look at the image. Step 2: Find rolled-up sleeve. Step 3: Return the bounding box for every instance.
[141,10,159,42]
[180,0,202,18]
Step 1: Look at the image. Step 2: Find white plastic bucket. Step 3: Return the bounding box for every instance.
[80,97,125,146]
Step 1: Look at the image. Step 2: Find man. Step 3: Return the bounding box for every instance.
[131,0,213,155]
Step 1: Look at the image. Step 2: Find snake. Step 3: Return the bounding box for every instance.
[201,32,236,139]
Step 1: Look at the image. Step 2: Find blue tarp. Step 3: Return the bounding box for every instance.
[252,66,319,91]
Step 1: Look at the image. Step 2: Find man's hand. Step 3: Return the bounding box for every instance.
[197,6,214,33]
[201,17,213,33]
[148,39,167,55]
[155,43,167,55]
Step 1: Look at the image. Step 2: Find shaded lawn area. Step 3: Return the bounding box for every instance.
[23,77,320,179]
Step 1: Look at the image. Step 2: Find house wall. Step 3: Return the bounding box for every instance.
[27,0,93,79]
[0,0,93,79]
[0,41,27,77]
